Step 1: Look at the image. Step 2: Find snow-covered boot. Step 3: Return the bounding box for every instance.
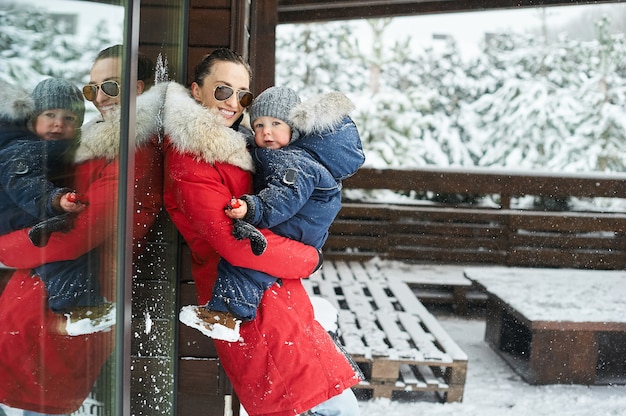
[179,305,241,342]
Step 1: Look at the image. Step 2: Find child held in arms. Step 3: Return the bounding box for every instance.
[0,78,114,336]
[180,85,365,341]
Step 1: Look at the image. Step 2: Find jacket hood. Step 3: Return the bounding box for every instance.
[288,92,365,180]
[289,91,354,135]
[162,82,254,172]
[0,80,35,126]
[74,82,165,163]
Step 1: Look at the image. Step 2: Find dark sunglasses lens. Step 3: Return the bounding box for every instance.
[238,92,253,108]
[82,85,97,102]
[101,81,120,97]
[214,85,234,101]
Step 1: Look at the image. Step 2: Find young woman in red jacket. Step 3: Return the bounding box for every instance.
[0,45,162,415]
[162,48,361,416]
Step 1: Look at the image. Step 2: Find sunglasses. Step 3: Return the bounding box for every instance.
[82,80,121,102]
[213,85,254,108]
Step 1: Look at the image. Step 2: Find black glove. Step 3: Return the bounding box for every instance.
[28,212,75,247]
[232,218,267,256]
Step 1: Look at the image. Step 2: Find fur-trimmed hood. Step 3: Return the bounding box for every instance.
[289,91,355,136]
[287,91,364,181]
[74,82,165,163]
[0,80,35,126]
[162,82,254,172]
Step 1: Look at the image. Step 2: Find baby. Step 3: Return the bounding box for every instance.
[0,78,114,336]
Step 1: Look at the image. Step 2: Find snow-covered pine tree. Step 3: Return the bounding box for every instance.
[276,13,626,177]
[0,3,116,88]
[463,18,626,173]
[276,21,367,98]
[0,5,56,86]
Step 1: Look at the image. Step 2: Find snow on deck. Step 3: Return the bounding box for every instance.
[464,267,626,323]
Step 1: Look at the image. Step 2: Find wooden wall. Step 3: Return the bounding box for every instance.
[139,0,185,83]
[187,0,251,86]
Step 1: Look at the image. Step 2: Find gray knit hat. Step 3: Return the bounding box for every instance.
[32,78,85,126]
[249,86,301,142]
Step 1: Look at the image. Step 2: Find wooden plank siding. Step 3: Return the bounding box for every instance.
[186,0,251,86]
[139,0,185,80]
[249,0,279,93]
[325,167,626,269]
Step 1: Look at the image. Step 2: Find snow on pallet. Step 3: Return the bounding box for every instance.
[304,261,468,402]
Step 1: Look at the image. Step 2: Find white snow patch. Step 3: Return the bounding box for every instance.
[179,305,241,343]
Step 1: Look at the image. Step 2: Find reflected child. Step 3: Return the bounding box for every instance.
[0,78,114,336]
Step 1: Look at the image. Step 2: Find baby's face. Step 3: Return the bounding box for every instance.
[252,116,292,149]
[33,109,79,141]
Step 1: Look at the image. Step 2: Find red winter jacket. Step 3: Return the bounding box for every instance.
[0,90,163,414]
[162,83,360,416]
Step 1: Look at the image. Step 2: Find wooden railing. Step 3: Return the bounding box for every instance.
[324,167,626,269]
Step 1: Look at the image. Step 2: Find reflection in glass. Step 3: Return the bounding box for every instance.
[0,1,180,415]
[0,3,126,415]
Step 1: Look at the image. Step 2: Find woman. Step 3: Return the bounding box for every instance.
[0,45,162,414]
[162,48,361,416]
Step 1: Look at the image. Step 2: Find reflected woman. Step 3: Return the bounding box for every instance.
[0,45,162,415]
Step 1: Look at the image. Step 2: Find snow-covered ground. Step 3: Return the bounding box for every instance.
[355,261,626,415]
[250,259,626,416]
[238,311,626,416]
[358,316,626,416]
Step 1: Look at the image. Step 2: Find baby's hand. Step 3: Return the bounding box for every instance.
[225,198,247,219]
[60,192,88,213]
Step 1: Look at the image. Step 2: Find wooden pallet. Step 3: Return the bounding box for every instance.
[392,263,488,315]
[304,261,468,402]
[466,267,626,385]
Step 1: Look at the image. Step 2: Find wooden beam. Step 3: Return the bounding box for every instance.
[250,0,278,94]
[278,0,615,23]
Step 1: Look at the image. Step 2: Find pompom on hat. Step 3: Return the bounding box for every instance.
[32,78,85,126]
[249,86,302,142]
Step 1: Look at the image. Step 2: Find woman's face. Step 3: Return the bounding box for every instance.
[87,57,122,117]
[191,61,251,127]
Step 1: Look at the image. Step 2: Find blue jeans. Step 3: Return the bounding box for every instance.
[308,388,359,416]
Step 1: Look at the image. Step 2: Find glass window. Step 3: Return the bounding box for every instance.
[0,1,183,415]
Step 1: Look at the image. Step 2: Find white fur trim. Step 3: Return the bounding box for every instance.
[74,84,164,163]
[74,114,119,162]
[289,91,355,135]
[0,80,35,122]
[162,82,254,172]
